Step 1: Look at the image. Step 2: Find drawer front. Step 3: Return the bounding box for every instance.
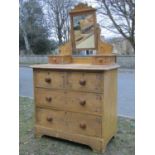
[92,56,116,65]
[34,70,65,89]
[36,108,102,137]
[36,108,67,131]
[67,91,102,114]
[35,88,67,109]
[35,88,102,114]
[67,72,103,92]
[48,56,72,64]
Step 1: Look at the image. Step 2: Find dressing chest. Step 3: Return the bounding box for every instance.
[31,3,119,153]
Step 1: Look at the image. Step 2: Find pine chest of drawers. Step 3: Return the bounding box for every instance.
[32,64,119,153]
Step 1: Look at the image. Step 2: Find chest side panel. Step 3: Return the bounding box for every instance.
[102,69,118,144]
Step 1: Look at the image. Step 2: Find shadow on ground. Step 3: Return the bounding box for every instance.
[19,97,135,155]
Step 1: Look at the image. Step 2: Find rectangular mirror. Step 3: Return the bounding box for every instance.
[72,13,96,50]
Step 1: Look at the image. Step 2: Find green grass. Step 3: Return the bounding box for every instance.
[19,97,135,155]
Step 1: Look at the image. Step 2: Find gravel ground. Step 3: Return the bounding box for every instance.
[19,66,135,118]
[19,97,135,155]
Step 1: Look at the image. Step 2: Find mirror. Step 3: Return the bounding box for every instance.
[73,13,96,50]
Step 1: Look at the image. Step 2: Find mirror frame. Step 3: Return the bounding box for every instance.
[69,4,98,51]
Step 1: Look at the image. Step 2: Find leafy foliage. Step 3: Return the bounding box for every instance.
[31,38,57,54]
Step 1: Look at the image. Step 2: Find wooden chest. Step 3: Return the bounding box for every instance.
[32,64,119,153]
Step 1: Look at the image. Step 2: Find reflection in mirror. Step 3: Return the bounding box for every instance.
[72,50,96,56]
[73,14,95,49]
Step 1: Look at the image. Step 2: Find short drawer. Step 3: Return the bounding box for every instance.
[48,55,72,64]
[67,91,102,114]
[34,70,65,89]
[67,72,104,92]
[36,108,102,137]
[35,88,67,109]
[92,56,116,65]
[35,88,103,114]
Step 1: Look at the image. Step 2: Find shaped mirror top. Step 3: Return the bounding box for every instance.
[70,3,97,51]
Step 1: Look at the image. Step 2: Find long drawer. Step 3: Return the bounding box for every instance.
[35,88,103,115]
[33,70,104,92]
[36,108,102,137]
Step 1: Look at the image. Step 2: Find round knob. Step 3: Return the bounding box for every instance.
[79,99,86,106]
[45,78,51,83]
[47,117,53,122]
[99,59,103,63]
[80,122,86,129]
[79,79,86,86]
[46,97,52,102]
[53,58,57,63]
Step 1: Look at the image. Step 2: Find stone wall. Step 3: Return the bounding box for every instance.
[117,55,135,68]
[19,55,48,64]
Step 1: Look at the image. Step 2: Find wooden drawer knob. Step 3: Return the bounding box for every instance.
[80,123,86,129]
[53,58,57,63]
[99,59,103,63]
[79,99,86,106]
[45,78,51,83]
[79,79,86,86]
[47,117,53,122]
[45,97,52,102]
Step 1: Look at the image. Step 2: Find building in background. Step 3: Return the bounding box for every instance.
[104,37,134,55]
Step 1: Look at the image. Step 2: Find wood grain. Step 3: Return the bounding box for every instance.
[67,71,104,92]
[48,55,72,64]
[36,108,102,137]
[102,69,118,145]
[31,64,119,71]
[35,88,103,115]
[34,70,65,89]
[35,125,106,153]
[32,2,119,153]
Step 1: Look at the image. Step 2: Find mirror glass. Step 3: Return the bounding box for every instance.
[73,14,95,49]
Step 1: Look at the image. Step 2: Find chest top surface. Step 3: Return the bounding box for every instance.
[31,64,119,71]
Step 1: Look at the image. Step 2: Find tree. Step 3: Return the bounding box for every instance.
[19,0,32,54]
[42,0,77,45]
[19,0,53,55]
[96,0,135,51]
[32,38,57,54]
